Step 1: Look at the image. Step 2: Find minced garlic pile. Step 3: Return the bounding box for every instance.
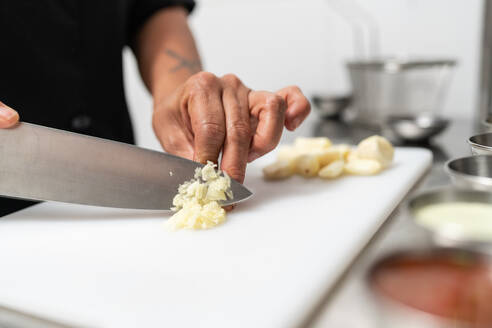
[165,161,233,231]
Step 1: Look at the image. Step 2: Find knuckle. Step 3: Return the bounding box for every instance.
[152,108,170,131]
[162,138,178,153]
[228,121,251,141]
[265,94,286,113]
[221,74,242,88]
[225,166,246,182]
[189,71,219,90]
[287,85,302,93]
[251,140,275,156]
[156,131,179,153]
[200,121,226,139]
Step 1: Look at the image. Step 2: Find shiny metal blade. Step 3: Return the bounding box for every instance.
[0,123,252,210]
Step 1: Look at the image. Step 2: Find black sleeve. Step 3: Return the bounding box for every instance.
[128,0,195,43]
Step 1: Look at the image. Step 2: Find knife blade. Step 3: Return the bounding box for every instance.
[0,122,252,210]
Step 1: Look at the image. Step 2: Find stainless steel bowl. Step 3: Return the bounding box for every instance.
[445,155,492,191]
[311,94,351,119]
[482,117,492,132]
[386,115,449,142]
[368,248,492,328]
[468,132,492,155]
[408,187,492,250]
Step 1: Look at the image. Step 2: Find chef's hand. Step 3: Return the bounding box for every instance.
[152,72,310,183]
[0,101,20,128]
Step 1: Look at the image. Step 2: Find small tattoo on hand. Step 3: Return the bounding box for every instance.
[165,49,201,74]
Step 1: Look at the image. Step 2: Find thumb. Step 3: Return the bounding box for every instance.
[0,101,19,128]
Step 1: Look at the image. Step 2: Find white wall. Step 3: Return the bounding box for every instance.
[123,0,484,149]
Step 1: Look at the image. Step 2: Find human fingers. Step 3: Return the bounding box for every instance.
[0,101,19,128]
[219,74,252,183]
[276,85,311,131]
[247,91,287,162]
[185,72,226,164]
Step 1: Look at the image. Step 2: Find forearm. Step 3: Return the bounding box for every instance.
[134,7,201,105]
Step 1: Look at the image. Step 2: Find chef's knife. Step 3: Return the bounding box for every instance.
[0,122,252,209]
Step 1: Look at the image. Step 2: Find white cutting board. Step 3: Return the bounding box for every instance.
[0,148,431,328]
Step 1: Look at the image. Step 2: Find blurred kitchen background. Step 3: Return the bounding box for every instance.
[123,0,483,150]
[0,2,490,327]
[122,2,491,327]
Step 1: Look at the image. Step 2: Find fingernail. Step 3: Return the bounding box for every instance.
[248,152,260,162]
[0,106,18,121]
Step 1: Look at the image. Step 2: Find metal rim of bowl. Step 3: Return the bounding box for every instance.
[408,187,492,248]
[386,115,450,136]
[468,132,492,151]
[346,58,457,72]
[386,114,449,125]
[444,155,492,188]
[311,94,352,118]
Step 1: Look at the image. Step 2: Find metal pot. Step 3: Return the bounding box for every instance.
[346,58,456,129]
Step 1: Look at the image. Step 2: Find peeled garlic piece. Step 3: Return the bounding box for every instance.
[331,144,352,161]
[296,154,320,177]
[276,145,302,163]
[313,149,342,167]
[318,160,344,179]
[263,160,294,180]
[355,136,394,168]
[294,137,332,151]
[264,135,392,181]
[347,150,359,162]
[344,159,382,175]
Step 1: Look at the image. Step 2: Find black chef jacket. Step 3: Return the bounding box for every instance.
[0,0,195,216]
